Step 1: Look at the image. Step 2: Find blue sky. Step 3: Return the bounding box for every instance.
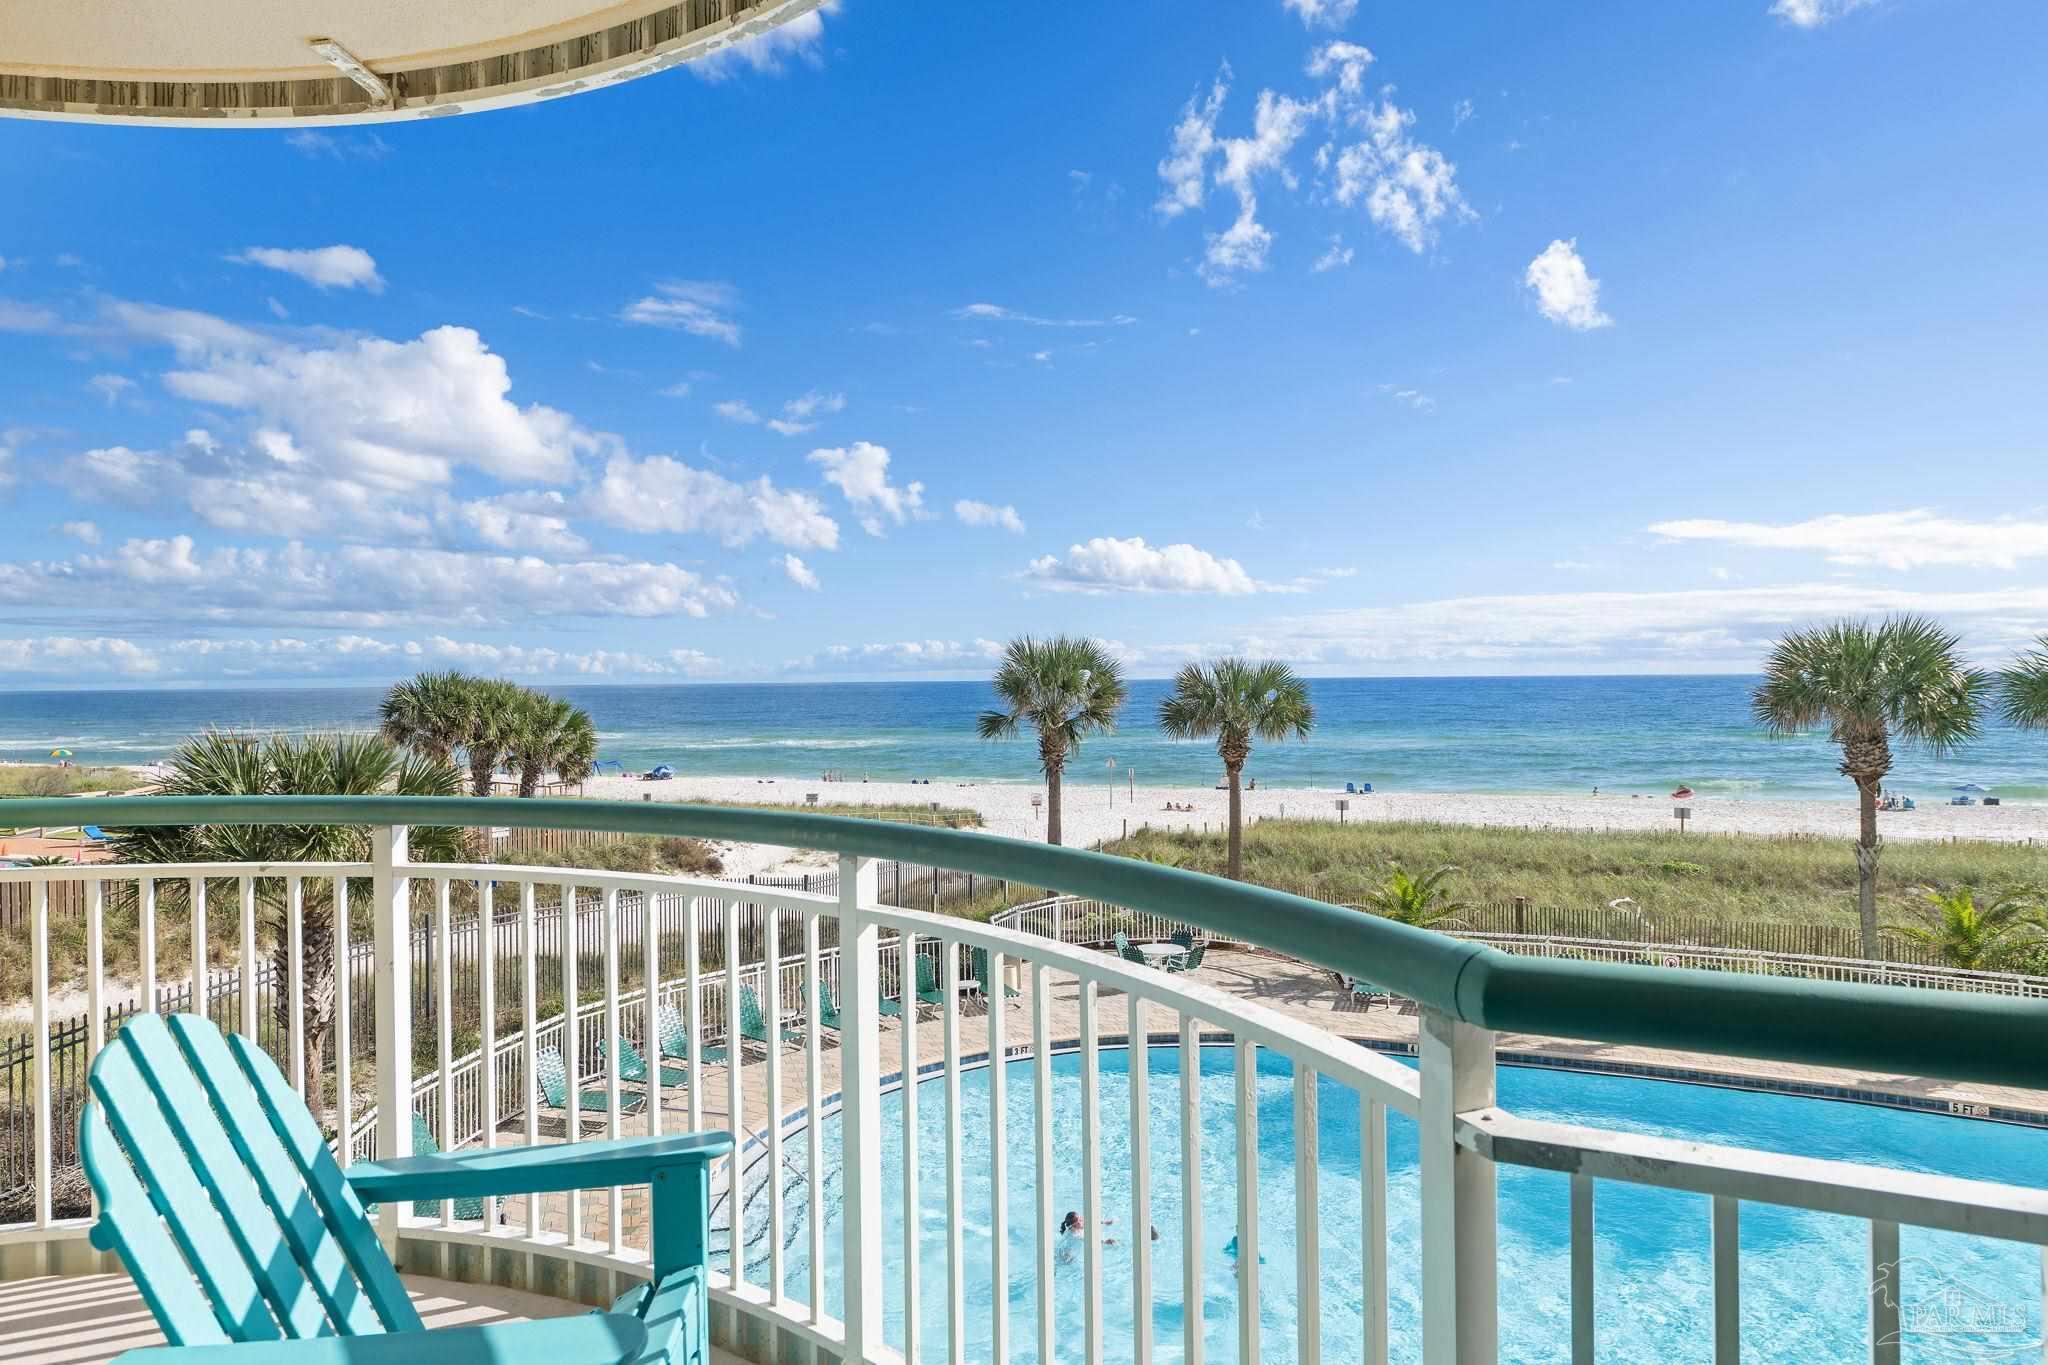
[2,0,2045,686]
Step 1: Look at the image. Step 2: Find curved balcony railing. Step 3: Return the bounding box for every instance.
[2,794,2046,1365]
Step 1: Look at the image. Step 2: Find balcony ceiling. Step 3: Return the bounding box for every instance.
[0,0,820,126]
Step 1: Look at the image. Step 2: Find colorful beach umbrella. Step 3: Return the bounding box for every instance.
[49,748,72,758]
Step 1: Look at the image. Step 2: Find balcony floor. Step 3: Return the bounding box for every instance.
[0,1273,746,1365]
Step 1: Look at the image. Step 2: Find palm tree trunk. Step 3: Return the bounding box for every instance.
[468,750,497,798]
[1225,761,1244,879]
[519,761,542,799]
[1045,762,1063,846]
[1855,775,1883,960]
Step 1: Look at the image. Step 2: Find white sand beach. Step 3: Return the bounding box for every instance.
[580,773,2048,874]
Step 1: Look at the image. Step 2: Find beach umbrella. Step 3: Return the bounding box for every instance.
[49,748,72,759]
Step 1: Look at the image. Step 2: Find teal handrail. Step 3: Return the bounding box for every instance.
[6,794,2046,1091]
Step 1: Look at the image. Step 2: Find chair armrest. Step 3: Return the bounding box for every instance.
[115,1313,646,1365]
[347,1130,732,1205]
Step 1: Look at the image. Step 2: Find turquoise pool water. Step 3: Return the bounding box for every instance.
[723,1046,2046,1363]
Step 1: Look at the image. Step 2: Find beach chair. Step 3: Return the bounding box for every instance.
[738,984,802,1049]
[602,1034,688,1089]
[407,1113,487,1221]
[657,999,734,1066]
[970,947,1021,1001]
[914,953,947,1009]
[82,824,109,842]
[1345,783,1356,794]
[536,1045,647,1130]
[79,1012,726,1364]
[1360,783,1373,794]
[814,981,845,1032]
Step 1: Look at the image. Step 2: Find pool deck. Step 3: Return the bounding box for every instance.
[0,1274,748,1365]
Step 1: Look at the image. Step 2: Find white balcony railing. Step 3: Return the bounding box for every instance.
[2,796,2046,1365]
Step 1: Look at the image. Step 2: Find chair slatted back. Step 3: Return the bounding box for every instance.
[81,1013,422,1347]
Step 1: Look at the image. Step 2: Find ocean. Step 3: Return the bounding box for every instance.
[3,676,2044,802]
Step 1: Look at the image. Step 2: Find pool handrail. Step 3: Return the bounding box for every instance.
[3,793,2044,1091]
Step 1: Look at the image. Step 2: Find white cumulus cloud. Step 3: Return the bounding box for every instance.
[1283,0,1359,29]
[809,443,925,535]
[780,554,820,590]
[228,245,385,292]
[1525,239,1613,330]
[954,499,1025,533]
[1023,536,1267,595]
[585,454,838,550]
[1770,0,1874,28]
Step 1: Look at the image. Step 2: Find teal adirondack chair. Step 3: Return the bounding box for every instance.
[1113,931,1150,968]
[602,1034,688,1089]
[736,985,800,1049]
[536,1045,647,1130]
[80,1012,730,1364]
[407,1114,485,1222]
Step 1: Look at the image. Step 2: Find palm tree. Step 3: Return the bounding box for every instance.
[377,670,478,765]
[1997,636,2048,733]
[1355,863,1465,929]
[1157,658,1315,879]
[976,636,1127,846]
[380,671,525,796]
[504,692,599,798]
[1892,885,2045,971]
[1752,616,1988,959]
[108,731,464,1116]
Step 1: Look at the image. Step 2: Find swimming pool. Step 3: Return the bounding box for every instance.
[721,1045,2047,1362]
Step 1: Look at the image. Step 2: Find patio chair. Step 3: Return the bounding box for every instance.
[1113,932,1150,968]
[914,953,947,1008]
[969,947,1021,1001]
[408,1113,486,1222]
[657,998,738,1066]
[815,981,845,1031]
[738,984,802,1048]
[536,1045,647,1129]
[1170,929,1197,952]
[602,1034,688,1089]
[79,1012,726,1364]
[1174,944,1207,974]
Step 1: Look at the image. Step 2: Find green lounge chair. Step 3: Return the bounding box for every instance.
[657,1000,732,1067]
[914,954,947,1009]
[602,1034,688,1089]
[969,947,1021,1001]
[408,1113,486,1222]
[737,984,801,1048]
[814,981,844,1032]
[79,1012,727,1364]
[536,1045,647,1129]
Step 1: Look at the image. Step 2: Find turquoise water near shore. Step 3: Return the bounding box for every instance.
[3,676,2045,801]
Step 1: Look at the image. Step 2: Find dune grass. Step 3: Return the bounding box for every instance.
[1104,818,2046,927]
[0,764,144,800]
[681,798,984,829]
